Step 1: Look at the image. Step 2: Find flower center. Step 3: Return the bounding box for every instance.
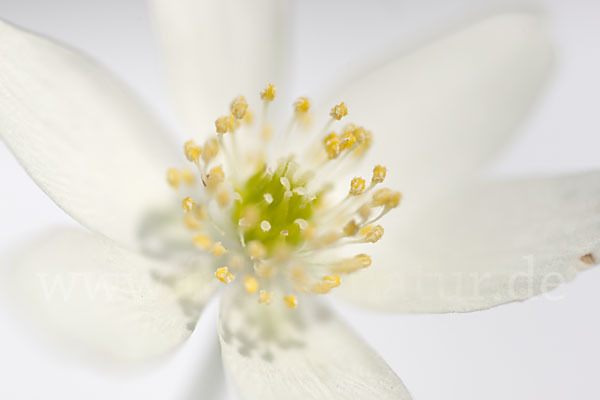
[165,83,401,309]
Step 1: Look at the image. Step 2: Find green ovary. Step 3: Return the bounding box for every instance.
[232,162,319,254]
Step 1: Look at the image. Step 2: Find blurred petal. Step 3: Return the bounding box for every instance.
[0,20,180,249]
[151,0,293,134]
[218,291,411,400]
[330,12,553,215]
[337,171,600,313]
[5,227,217,363]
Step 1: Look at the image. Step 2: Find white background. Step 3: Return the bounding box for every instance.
[0,0,599,399]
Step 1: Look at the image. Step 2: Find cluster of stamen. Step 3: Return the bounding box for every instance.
[166,83,401,309]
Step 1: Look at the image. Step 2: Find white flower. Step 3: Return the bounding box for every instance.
[0,2,598,399]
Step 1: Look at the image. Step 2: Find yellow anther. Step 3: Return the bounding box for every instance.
[354,129,373,157]
[372,188,392,207]
[217,188,231,207]
[206,165,225,189]
[211,242,227,257]
[349,177,366,196]
[387,191,402,209]
[358,203,372,220]
[184,214,202,230]
[215,115,235,134]
[184,140,202,163]
[356,254,372,268]
[166,168,180,188]
[324,136,341,159]
[202,138,219,163]
[181,168,196,185]
[215,266,235,284]
[248,240,267,260]
[330,102,348,120]
[371,165,386,184]
[361,225,384,243]
[193,234,212,250]
[260,83,277,101]
[244,276,259,294]
[352,126,367,143]
[343,220,359,236]
[342,123,357,135]
[239,205,260,228]
[323,132,338,145]
[193,203,208,220]
[331,254,372,273]
[182,196,195,213]
[254,260,275,278]
[230,95,248,119]
[283,295,298,309]
[340,130,356,151]
[262,124,273,141]
[294,97,311,113]
[258,290,272,305]
[243,109,254,125]
[311,274,341,294]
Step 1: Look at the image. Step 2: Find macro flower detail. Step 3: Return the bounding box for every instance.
[167,85,401,309]
[1,2,599,400]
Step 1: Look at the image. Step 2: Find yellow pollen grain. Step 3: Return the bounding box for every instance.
[283,295,298,309]
[184,140,202,163]
[350,177,366,196]
[184,214,202,230]
[211,242,227,257]
[258,290,272,305]
[166,168,180,188]
[294,97,310,113]
[260,83,277,101]
[343,220,359,236]
[230,95,248,119]
[193,234,212,250]
[248,241,267,260]
[182,196,195,213]
[372,165,386,184]
[244,276,259,294]
[215,115,235,134]
[330,102,348,120]
[215,266,235,284]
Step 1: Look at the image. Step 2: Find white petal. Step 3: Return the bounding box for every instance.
[218,290,411,400]
[337,171,600,313]
[330,12,553,214]
[0,20,180,249]
[151,0,293,134]
[4,227,217,363]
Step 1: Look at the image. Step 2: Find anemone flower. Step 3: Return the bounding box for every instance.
[1,2,598,400]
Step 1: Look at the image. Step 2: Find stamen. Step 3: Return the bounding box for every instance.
[182,197,195,213]
[260,83,277,102]
[211,242,227,257]
[248,241,267,260]
[294,97,311,114]
[215,115,235,134]
[311,274,341,294]
[330,102,348,120]
[371,165,386,184]
[193,234,212,250]
[215,266,235,284]
[202,138,220,163]
[230,95,248,120]
[258,290,272,305]
[260,220,272,232]
[283,295,298,309]
[244,276,259,293]
[166,168,180,188]
[184,140,202,163]
[349,177,366,196]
